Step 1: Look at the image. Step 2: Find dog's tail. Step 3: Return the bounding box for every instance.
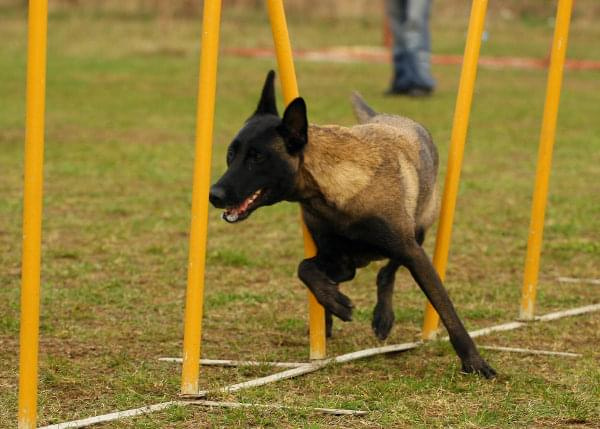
[351,91,377,124]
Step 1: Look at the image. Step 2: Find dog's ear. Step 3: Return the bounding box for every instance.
[253,70,278,116]
[277,97,307,155]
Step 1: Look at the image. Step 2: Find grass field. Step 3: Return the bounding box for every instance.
[1,3,599,428]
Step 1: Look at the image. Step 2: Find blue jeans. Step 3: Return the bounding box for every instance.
[387,0,435,91]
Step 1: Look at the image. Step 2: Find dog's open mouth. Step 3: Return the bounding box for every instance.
[222,189,266,223]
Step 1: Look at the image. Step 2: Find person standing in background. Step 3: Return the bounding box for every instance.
[386,0,435,96]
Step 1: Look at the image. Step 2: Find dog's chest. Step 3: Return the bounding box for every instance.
[302,199,390,247]
[301,198,354,232]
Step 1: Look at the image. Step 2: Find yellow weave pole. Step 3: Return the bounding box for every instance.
[180,0,222,395]
[267,0,326,360]
[421,0,488,340]
[18,0,48,427]
[520,0,572,321]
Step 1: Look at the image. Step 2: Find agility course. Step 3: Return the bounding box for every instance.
[2,0,600,427]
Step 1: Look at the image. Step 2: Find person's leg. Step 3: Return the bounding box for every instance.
[387,0,414,92]
[404,0,435,90]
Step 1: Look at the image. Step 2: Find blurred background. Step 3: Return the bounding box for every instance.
[1,0,600,20]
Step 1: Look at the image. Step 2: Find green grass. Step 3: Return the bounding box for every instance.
[1,3,600,428]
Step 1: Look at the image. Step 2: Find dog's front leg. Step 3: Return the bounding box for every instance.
[400,242,497,378]
[298,257,354,322]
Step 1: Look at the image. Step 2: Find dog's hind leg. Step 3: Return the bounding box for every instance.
[372,229,425,340]
[399,241,496,378]
[372,260,401,340]
[298,257,354,322]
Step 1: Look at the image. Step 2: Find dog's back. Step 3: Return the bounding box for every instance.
[351,92,439,237]
[300,94,439,239]
[351,92,438,233]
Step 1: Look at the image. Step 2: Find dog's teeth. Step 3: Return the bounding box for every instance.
[223,190,262,223]
[225,212,238,222]
[247,189,261,205]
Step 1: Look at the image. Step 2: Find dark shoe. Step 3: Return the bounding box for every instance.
[384,86,433,97]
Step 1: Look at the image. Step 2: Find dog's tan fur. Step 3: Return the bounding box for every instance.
[294,94,439,239]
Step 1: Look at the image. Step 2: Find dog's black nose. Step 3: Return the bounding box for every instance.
[209,185,227,208]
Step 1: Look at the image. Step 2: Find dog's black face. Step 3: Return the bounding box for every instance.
[209,70,308,223]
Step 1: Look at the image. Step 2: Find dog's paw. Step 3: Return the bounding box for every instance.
[324,291,353,322]
[460,355,497,379]
[372,303,395,340]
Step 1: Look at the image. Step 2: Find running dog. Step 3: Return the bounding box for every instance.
[209,71,496,378]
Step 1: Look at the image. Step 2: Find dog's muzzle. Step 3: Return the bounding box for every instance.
[209,185,227,209]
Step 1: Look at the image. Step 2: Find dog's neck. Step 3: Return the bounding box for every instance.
[291,124,381,211]
[293,125,346,202]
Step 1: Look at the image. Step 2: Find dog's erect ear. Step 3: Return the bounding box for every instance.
[253,70,278,116]
[277,97,308,155]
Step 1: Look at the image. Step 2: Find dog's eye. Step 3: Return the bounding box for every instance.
[226,147,236,165]
[247,148,265,164]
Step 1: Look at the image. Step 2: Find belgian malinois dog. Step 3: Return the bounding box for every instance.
[209,71,496,378]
